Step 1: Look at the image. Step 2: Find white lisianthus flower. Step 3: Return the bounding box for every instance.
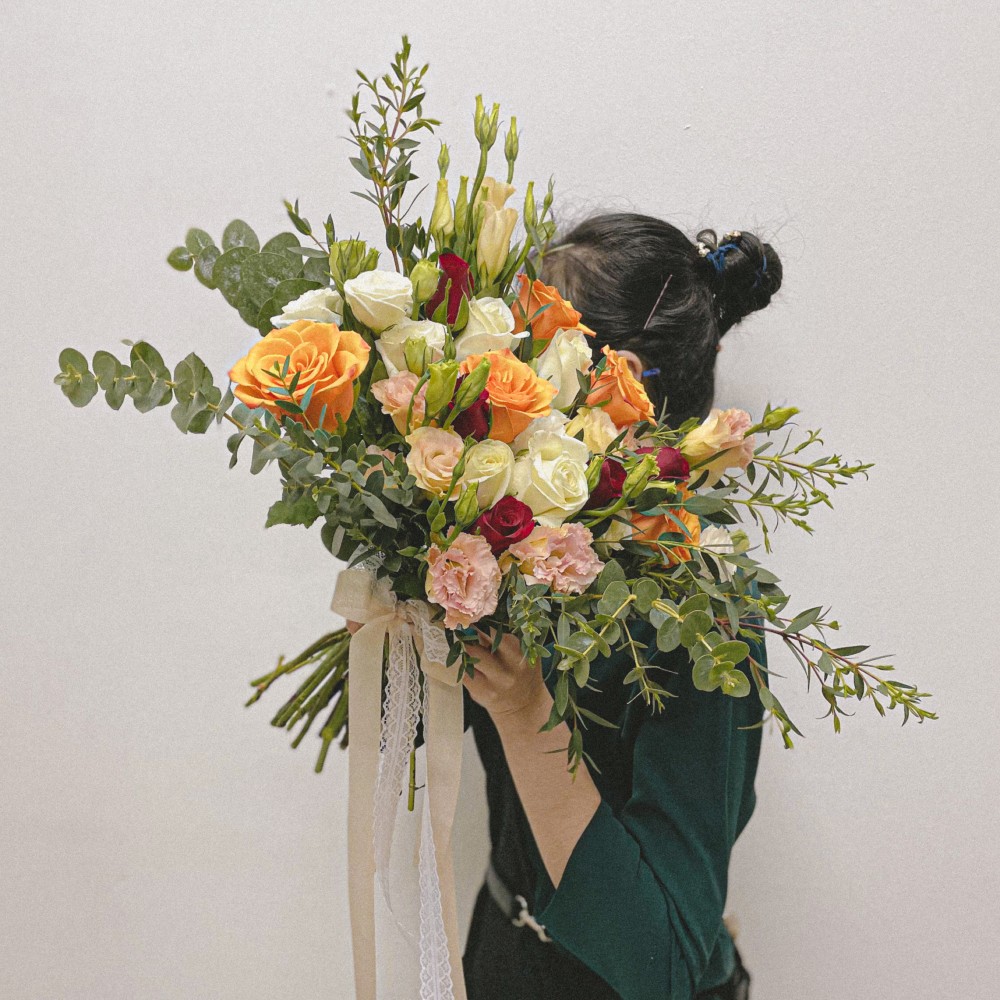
[376,318,447,376]
[594,516,633,557]
[699,526,735,582]
[511,411,571,454]
[270,286,344,328]
[460,439,515,508]
[565,405,619,453]
[343,270,413,332]
[535,328,593,410]
[511,430,590,526]
[453,297,520,360]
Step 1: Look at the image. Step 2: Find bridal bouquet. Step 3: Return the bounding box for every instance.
[54,37,933,1000]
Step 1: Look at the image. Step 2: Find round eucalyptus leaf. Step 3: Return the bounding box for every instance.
[58,347,90,376]
[222,219,260,253]
[720,670,751,698]
[167,246,193,271]
[194,245,220,289]
[213,246,256,306]
[236,289,261,328]
[261,232,305,268]
[692,654,718,692]
[303,254,331,283]
[633,578,662,614]
[92,350,122,390]
[679,610,713,647]
[240,252,300,308]
[184,228,215,255]
[656,620,681,652]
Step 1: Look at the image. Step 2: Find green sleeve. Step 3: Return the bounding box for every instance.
[530,631,765,1000]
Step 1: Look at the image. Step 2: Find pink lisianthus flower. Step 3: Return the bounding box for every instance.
[371,372,427,434]
[679,408,756,486]
[425,533,501,629]
[505,523,604,595]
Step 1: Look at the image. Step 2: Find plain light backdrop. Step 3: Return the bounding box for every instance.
[2,2,998,998]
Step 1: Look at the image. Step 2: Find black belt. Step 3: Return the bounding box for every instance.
[485,861,552,943]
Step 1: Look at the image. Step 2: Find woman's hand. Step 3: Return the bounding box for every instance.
[462,629,553,726]
[346,620,362,636]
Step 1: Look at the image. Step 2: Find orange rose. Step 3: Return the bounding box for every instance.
[459,349,557,444]
[630,492,701,565]
[511,274,596,343]
[229,319,370,432]
[586,345,655,428]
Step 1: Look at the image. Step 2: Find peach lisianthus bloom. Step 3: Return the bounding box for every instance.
[630,492,702,566]
[425,533,501,629]
[228,319,369,432]
[680,408,756,487]
[405,426,465,498]
[371,372,427,434]
[586,345,655,428]
[504,522,604,595]
[510,274,596,343]
[459,349,557,444]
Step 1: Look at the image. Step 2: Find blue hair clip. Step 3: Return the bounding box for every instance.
[641,367,661,378]
[706,242,741,274]
[752,253,768,290]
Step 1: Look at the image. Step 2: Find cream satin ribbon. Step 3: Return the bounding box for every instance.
[331,567,467,1000]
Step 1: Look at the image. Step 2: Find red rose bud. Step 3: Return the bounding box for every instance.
[426,251,473,325]
[475,496,535,554]
[584,458,626,509]
[449,374,491,440]
[637,445,690,481]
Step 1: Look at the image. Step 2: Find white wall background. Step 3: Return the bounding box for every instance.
[2,2,998,998]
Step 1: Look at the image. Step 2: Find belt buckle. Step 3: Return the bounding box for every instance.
[511,894,552,943]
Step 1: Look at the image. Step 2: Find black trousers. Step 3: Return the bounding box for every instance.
[463,882,750,1000]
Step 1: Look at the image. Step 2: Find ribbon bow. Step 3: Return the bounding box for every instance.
[331,567,467,1000]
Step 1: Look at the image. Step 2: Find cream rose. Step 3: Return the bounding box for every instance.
[460,439,515,508]
[405,426,465,498]
[452,297,519,361]
[343,270,413,332]
[680,408,756,487]
[376,318,447,376]
[535,328,593,410]
[565,405,619,453]
[511,411,571,454]
[511,430,590,526]
[270,286,344,328]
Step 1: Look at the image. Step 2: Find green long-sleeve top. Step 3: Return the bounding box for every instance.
[465,611,766,1000]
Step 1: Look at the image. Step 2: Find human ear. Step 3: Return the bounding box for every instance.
[617,349,645,381]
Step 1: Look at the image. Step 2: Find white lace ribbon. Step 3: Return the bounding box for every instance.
[331,567,466,1000]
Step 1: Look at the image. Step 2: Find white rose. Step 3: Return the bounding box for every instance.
[376,318,447,376]
[565,406,619,453]
[343,270,413,332]
[460,439,515,508]
[511,411,571,454]
[699,526,735,582]
[535,328,593,409]
[453,297,520,360]
[511,430,590,526]
[270,286,344,328]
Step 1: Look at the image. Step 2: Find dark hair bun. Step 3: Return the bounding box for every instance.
[695,229,783,336]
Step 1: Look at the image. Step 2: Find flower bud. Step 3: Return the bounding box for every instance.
[410,259,443,305]
[329,239,379,287]
[454,176,470,236]
[586,455,605,492]
[424,359,461,417]
[477,205,518,281]
[452,358,491,412]
[438,143,450,179]
[622,454,658,499]
[404,336,433,377]
[455,485,480,527]
[429,178,454,240]
[523,181,537,229]
[755,406,799,433]
[504,117,519,173]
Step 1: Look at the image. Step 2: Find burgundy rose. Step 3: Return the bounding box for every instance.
[451,385,491,440]
[426,252,473,325]
[637,445,690,481]
[584,458,626,509]
[475,496,535,555]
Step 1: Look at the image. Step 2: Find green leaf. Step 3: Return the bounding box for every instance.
[679,594,711,616]
[597,581,631,617]
[91,350,121,390]
[712,640,751,665]
[222,219,260,253]
[692,654,719,691]
[633,579,662,614]
[656,620,681,652]
[184,228,215,255]
[680,610,713,647]
[683,494,728,515]
[265,495,321,528]
[239,252,300,307]
[595,560,626,591]
[261,232,304,265]
[720,670,751,697]
[167,246,193,271]
[55,348,99,406]
[213,246,256,306]
[786,606,823,634]
[194,245,220,289]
